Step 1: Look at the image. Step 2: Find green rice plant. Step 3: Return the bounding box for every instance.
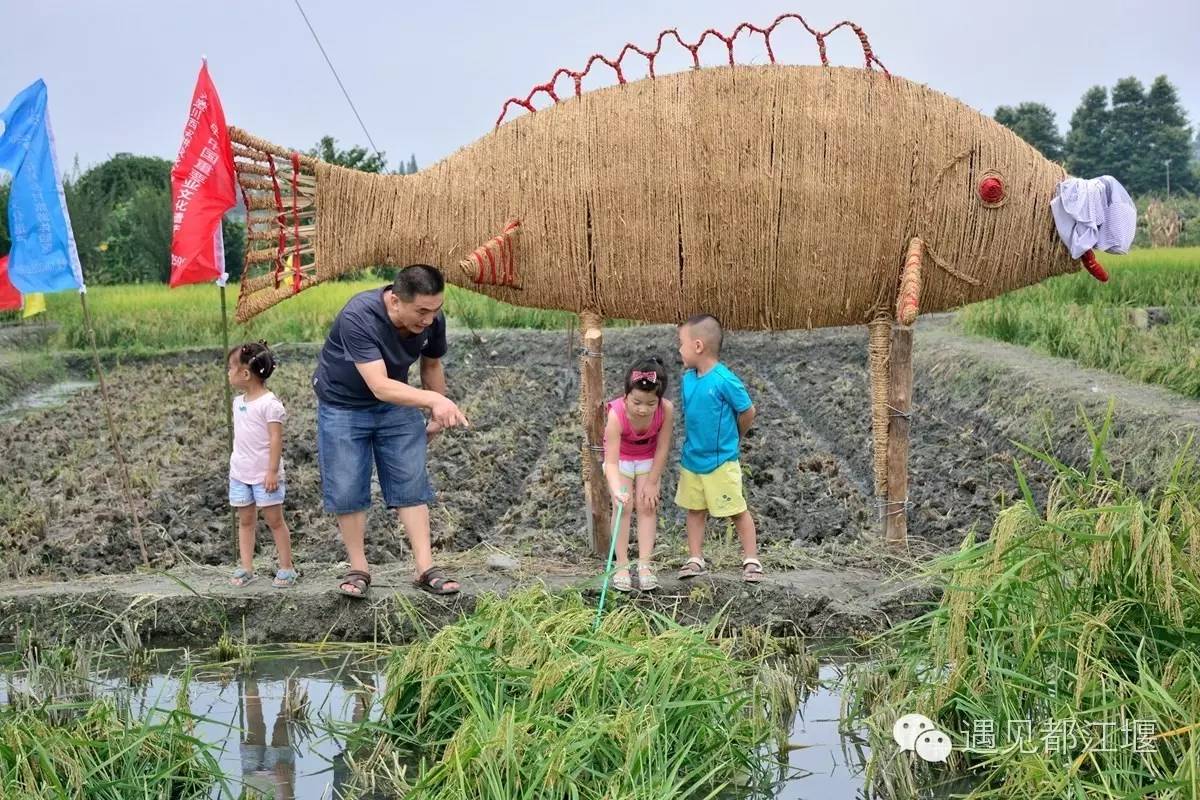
[0,652,226,800]
[5,635,107,715]
[845,410,1200,799]
[960,247,1200,397]
[0,697,228,800]
[114,616,152,688]
[211,631,252,671]
[355,586,799,800]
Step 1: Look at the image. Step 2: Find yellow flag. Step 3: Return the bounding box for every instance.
[22,292,45,318]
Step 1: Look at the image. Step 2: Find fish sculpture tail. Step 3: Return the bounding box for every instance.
[228,127,321,322]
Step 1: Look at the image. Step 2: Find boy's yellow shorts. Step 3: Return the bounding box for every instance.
[675,461,747,518]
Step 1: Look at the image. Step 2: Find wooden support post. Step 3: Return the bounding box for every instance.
[867,316,892,499]
[885,324,913,550]
[579,312,611,556]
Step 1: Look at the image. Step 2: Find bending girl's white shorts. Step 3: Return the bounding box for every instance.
[618,458,654,478]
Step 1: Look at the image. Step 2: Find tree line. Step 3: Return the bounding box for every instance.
[994,75,1196,195]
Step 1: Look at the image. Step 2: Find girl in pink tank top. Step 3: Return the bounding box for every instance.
[602,356,675,592]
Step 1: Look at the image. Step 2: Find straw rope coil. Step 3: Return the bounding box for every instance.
[868,316,892,495]
[896,238,924,326]
[458,221,522,287]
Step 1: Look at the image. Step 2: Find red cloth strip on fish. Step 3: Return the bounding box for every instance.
[267,153,286,289]
[495,13,890,127]
[290,151,302,294]
[1081,250,1109,282]
[462,221,521,287]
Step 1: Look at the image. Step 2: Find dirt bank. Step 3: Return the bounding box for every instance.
[0,559,936,645]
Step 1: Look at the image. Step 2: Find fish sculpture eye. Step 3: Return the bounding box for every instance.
[979,174,1006,207]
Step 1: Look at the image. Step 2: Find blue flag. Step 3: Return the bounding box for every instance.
[0,79,85,293]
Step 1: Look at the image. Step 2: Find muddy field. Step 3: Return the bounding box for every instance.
[2,318,1198,580]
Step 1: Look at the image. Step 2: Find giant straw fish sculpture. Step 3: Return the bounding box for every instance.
[228,14,1124,504]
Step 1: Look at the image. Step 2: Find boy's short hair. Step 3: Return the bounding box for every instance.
[393,264,445,301]
[681,314,723,354]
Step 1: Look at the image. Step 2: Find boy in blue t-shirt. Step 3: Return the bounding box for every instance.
[674,314,763,583]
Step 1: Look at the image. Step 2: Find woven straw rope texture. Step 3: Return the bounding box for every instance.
[233,65,1075,328]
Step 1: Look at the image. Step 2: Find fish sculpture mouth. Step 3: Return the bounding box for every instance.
[1081,251,1109,282]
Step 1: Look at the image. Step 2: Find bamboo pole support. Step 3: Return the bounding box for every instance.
[220,283,237,543]
[80,291,149,567]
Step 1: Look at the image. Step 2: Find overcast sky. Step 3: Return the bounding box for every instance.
[2,0,1197,174]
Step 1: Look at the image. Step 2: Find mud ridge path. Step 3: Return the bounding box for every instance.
[3,316,1200,642]
[0,561,936,645]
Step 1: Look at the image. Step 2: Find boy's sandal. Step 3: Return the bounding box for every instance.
[678,556,707,579]
[338,570,371,599]
[230,568,256,587]
[742,558,765,583]
[414,566,460,596]
[273,568,298,588]
[612,568,633,592]
[637,563,659,591]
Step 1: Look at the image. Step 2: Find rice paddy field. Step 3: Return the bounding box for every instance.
[960,247,1200,397]
[0,278,584,355]
[3,248,1200,798]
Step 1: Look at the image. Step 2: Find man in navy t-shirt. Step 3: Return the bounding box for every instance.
[313,264,468,598]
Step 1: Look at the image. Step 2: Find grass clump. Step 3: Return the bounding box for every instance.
[0,642,224,800]
[357,586,800,799]
[0,351,66,408]
[0,699,221,800]
[845,412,1200,799]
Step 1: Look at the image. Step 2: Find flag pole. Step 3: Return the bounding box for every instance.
[79,290,149,567]
[208,53,235,456]
[219,281,233,452]
[219,279,238,545]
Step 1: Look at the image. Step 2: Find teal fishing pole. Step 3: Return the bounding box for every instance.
[593,501,625,631]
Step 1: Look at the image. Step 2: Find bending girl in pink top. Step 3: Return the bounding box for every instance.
[602,356,674,591]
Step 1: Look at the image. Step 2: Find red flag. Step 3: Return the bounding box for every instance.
[169,61,237,288]
[0,255,23,311]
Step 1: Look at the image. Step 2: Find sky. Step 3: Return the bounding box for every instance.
[1,0,1198,174]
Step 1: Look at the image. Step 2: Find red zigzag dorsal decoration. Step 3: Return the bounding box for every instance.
[495,13,889,127]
